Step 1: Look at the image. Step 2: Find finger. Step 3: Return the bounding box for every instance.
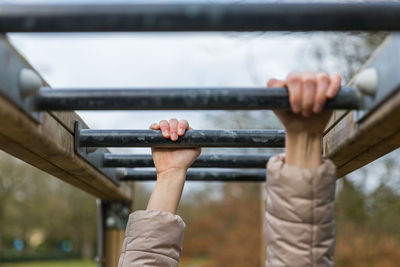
[178,119,189,136]
[149,122,160,130]
[159,120,170,138]
[286,72,302,113]
[313,72,330,113]
[301,71,317,117]
[326,73,342,98]
[267,78,286,88]
[169,118,179,141]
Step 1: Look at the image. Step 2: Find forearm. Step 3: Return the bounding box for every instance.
[285,131,322,168]
[146,168,186,214]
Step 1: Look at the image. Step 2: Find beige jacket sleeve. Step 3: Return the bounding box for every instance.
[265,154,337,267]
[118,210,185,267]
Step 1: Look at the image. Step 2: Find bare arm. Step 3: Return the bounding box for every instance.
[146,118,201,214]
[118,119,199,267]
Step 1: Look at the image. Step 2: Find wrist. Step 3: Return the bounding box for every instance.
[285,130,322,168]
[147,168,187,214]
[157,167,187,181]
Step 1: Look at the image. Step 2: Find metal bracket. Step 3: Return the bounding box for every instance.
[354,33,400,122]
[0,36,43,123]
[75,121,120,185]
[103,201,130,230]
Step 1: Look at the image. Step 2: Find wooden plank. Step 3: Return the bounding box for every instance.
[104,229,125,267]
[323,87,400,176]
[324,34,394,134]
[323,34,400,176]
[0,36,131,202]
[0,93,130,201]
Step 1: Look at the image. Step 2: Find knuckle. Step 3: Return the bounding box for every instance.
[303,79,316,89]
[159,120,168,126]
[317,72,329,82]
[287,74,300,84]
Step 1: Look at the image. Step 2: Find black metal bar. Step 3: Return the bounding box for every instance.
[35,87,360,111]
[1,3,400,32]
[78,129,285,148]
[120,169,266,182]
[103,153,271,168]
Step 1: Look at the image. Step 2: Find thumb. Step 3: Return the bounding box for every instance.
[267,78,286,88]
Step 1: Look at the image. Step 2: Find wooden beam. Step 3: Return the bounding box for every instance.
[323,34,400,177]
[0,35,131,201]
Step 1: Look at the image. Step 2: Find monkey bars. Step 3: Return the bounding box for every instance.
[1,2,400,267]
[1,2,400,32]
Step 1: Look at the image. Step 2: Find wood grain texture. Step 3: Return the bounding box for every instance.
[0,36,131,201]
[104,229,125,267]
[323,34,400,176]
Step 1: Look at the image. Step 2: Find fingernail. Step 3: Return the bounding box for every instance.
[292,104,301,113]
[327,89,335,98]
[162,130,169,136]
[178,128,183,135]
[303,110,311,117]
[172,133,178,140]
[313,104,322,113]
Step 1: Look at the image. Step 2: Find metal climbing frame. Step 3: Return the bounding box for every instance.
[35,87,360,110]
[1,2,400,267]
[120,169,267,182]
[1,2,400,32]
[103,154,271,168]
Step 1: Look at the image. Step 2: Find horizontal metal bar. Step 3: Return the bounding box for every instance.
[77,128,285,148]
[1,3,400,32]
[120,169,266,182]
[35,87,360,111]
[103,153,271,168]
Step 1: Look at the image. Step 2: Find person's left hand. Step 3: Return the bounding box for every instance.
[150,118,201,176]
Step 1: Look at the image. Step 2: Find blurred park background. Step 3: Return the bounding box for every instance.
[1,1,400,267]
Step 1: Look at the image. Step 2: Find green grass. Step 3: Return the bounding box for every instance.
[0,260,96,267]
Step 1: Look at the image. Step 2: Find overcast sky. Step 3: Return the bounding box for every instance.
[5,0,393,195]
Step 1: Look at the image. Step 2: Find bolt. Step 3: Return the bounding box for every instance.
[105,216,116,228]
[355,68,378,96]
[19,68,43,98]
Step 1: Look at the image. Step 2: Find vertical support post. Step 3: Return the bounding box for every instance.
[259,185,266,266]
[97,201,131,267]
[104,229,125,267]
[96,199,105,267]
[100,182,135,267]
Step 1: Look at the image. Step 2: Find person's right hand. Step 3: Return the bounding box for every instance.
[149,118,201,176]
[268,71,341,136]
[267,71,342,168]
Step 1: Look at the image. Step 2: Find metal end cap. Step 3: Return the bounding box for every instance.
[19,68,43,98]
[355,68,378,96]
